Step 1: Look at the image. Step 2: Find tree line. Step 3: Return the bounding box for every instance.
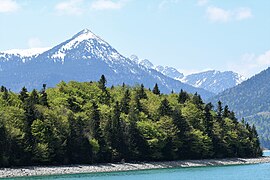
[0,75,262,167]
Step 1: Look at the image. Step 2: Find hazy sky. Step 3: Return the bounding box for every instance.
[0,0,270,77]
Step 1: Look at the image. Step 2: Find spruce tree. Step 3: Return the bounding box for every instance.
[192,92,203,109]
[30,89,39,105]
[67,114,92,164]
[134,92,143,112]
[152,83,160,95]
[98,75,111,105]
[40,84,49,107]
[127,107,150,161]
[223,105,229,118]
[2,88,9,101]
[19,87,29,102]
[120,89,131,114]
[90,102,108,162]
[105,101,127,161]
[138,84,147,99]
[204,103,214,137]
[217,101,223,123]
[98,75,107,91]
[178,89,189,104]
[158,98,173,116]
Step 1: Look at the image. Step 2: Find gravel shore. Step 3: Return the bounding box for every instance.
[1,157,270,178]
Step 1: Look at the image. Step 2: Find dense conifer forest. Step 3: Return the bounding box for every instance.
[0,75,262,167]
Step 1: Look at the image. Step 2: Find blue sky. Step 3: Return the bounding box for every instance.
[0,0,270,77]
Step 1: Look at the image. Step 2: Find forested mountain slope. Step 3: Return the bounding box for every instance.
[211,67,270,148]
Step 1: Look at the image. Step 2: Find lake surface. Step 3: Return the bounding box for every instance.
[5,151,270,180]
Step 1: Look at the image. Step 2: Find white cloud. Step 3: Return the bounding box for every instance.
[206,6,253,23]
[235,8,252,20]
[28,38,43,48]
[55,0,83,15]
[197,0,208,6]
[91,0,129,10]
[0,0,20,13]
[228,50,270,77]
[158,0,179,10]
[206,6,231,22]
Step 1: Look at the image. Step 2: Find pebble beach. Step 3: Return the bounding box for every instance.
[1,157,270,178]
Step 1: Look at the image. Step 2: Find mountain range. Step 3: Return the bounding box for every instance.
[0,29,214,99]
[131,55,245,94]
[211,67,270,148]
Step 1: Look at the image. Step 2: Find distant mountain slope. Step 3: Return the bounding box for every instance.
[182,70,246,94]
[210,67,270,148]
[132,56,245,94]
[0,29,214,99]
[210,68,270,118]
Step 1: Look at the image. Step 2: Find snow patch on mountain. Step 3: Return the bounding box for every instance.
[133,55,246,94]
[1,47,50,57]
[182,70,246,94]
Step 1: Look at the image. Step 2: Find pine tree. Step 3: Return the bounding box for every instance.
[217,101,223,123]
[40,84,49,107]
[138,84,147,99]
[120,89,131,114]
[172,109,192,159]
[134,92,143,112]
[223,105,229,118]
[19,87,29,102]
[126,107,150,161]
[90,102,108,162]
[2,88,9,101]
[98,75,111,105]
[204,103,214,137]
[152,83,160,95]
[67,114,93,164]
[192,92,203,109]
[0,86,6,92]
[178,89,189,104]
[30,89,39,105]
[229,111,238,123]
[158,98,173,116]
[105,101,127,161]
[98,75,107,91]
[0,121,8,167]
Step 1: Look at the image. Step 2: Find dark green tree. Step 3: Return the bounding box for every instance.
[138,84,147,99]
[40,84,49,107]
[223,105,229,118]
[67,114,93,164]
[120,89,131,114]
[192,92,204,109]
[204,103,214,137]
[152,83,160,95]
[126,107,150,161]
[105,101,127,161]
[178,89,189,104]
[217,101,223,123]
[98,75,107,91]
[19,87,29,102]
[158,98,173,116]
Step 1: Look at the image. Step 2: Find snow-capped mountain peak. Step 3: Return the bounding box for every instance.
[132,55,245,94]
[48,28,125,63]
[71,28,104,43]
[182,70,246,94]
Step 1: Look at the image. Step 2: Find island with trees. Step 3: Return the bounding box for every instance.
[0,75,262,167]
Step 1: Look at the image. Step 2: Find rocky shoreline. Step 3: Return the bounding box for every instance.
[1,157,270,178]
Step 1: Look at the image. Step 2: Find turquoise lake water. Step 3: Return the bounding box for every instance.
[5,151,270,180]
